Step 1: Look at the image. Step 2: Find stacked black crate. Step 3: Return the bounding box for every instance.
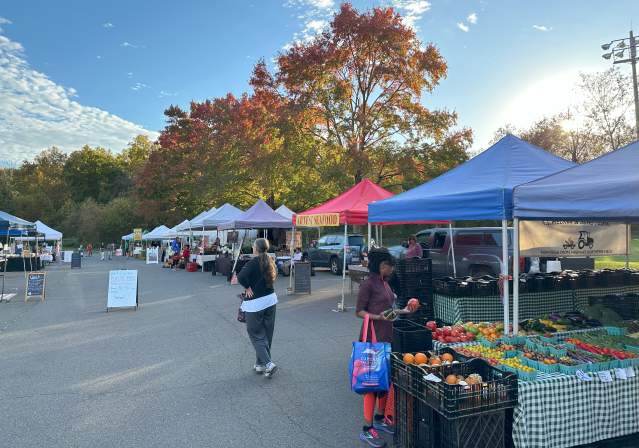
[394,258,434,320]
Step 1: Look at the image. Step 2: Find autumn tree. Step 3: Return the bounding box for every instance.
[277,3,472,184]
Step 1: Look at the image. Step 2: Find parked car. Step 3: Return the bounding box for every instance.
[387,245,407,260]
[416,227,594,278]
[307,234,365,275]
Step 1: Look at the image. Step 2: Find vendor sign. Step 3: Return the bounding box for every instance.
[520,221,629,257]
[295,213,340,227]
[133,228,142,241]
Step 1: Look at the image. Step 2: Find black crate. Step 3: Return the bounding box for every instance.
[397,258,433,274]
[419,359,517,419]
[393,320,433,353]
[395,385,508,448]
[589,293,639,320]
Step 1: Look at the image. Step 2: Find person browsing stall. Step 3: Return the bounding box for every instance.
[405,234,423,259]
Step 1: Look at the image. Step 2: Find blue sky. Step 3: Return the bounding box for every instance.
[0,0,637,164]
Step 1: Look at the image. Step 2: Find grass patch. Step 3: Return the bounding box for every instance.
[595,238,638,269]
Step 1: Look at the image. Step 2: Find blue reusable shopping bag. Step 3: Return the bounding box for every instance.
[349,314,391,394]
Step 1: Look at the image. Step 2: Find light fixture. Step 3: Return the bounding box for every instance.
[601,43,611,50]
[615,50,625,58]
[616,40,626,48]
[602,52,612,59]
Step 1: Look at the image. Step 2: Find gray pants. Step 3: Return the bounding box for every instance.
[245,305,276,366]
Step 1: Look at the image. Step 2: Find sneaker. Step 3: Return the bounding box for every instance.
[359,428,386,447]
[254,364,266,373]
[373,418,394,435]
[263,362,278,378]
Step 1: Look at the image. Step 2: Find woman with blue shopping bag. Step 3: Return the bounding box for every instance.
[351,248,400,448]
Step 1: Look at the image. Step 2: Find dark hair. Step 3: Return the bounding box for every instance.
[254,238,276,286]
[408,235,417,243]
[368,247,395,275]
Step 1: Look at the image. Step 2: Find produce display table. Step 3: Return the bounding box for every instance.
[196,254,217,266]
[4,256,42,272]
[434,285,639,324]
[512,367,639,448]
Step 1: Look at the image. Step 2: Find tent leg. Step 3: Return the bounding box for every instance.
[501,219,510,336]
[368,222,372,250]
[449,222,457,277]
[626,223,630,269]
[513,218,520,335]
[288,226,295,293]
[375,225,379,245]
[337,223,347,312]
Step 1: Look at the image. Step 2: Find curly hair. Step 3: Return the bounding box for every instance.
[368,247,395,275]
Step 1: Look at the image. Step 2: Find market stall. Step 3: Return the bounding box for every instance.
[369,135,575,331]
[295,179,394,310]
[0,211,40,274]
[218,200,292,279]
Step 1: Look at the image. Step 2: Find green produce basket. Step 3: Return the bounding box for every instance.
[536,361,560,374]
[604,326,628,336]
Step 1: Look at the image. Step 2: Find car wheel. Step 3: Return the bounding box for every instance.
[330,257,341,275]
[470,265,492,278]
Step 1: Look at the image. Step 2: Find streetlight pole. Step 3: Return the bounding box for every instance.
[602,30,639,140]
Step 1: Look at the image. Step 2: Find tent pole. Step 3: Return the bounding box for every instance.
[449,222,457,277]
[626,223,630,269]
[501,219,510,337]
[375,225,379,244]
[339,223,347,312]
[367,222,372,250]
[513,218,520,336]
[288,226,295,293]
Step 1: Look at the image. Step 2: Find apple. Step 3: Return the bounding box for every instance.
[442,326,453,336]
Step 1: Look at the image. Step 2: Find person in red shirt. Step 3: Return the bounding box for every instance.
[180,245,191,268]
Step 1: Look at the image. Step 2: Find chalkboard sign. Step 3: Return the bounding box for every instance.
[107,270,138,311]
[294,262,311,294]
[25,272,46,302]
[71,252,81,269]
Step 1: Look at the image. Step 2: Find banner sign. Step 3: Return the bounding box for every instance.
[520,221,629,257]
[146,247,159,264]
[286,231,302,249]
[133,228,143,241]
[107,270,138,311]
[295,213,340,227]
[25,272,46,302]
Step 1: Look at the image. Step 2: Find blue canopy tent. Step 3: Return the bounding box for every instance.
[510,140,639,334]
[369,135,575,332]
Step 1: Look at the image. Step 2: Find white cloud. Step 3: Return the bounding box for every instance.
[390,1,431,29]
[158,90,178,98]
[284,0,335,44]
[532,24,551,32]
[127,72,133,78]
[130,82,149,91]
[467,13,477,24]
[0,16,12,32]
[0,32,157,163]
[96,55,102,60]
[102,22,114,29]
[457,22,469,32]
[121,41,144,49]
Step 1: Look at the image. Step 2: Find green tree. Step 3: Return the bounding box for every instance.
[63,145,129,204]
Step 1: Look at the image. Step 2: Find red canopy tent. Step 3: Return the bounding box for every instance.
[295,179,394,225]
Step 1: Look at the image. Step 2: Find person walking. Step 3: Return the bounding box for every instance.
[237,238,278,378]
[355,248,397,447]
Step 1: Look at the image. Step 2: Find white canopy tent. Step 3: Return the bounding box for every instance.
[275,205,295,220]
[142,225,172,241]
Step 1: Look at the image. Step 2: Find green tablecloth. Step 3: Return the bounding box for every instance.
[434,285,639,324]
[513,367,639,448]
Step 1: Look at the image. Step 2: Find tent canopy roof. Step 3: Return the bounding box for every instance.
[34,220,63,240]
[0,211,34,228]
[143,225,172,240]
[514,140,639,220]
[218,200,292,230]
[202,203,244,227]
[275,205,295,220]
[174,219,192,232]
[298,179,393,225]
[369,135,575,222]
[189,207,218,228]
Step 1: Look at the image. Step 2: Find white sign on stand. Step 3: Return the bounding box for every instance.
[63,251,73,263]
[107,270,138,311]
[146,247,158,264]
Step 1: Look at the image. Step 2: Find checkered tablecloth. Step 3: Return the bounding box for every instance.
[433,290,584,325]
[512,367,639,448]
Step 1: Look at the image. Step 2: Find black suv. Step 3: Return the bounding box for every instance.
[307,234,365,275]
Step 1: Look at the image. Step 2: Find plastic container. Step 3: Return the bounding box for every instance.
[420,359,518,419]
[393,319,433,353]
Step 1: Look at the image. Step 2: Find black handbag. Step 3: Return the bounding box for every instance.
[237,293,246,323]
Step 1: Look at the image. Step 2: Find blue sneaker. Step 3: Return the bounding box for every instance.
[373,418,394,435]
[359,428,386,447]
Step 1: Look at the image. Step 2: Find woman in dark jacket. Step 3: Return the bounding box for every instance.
[237,238,279,378]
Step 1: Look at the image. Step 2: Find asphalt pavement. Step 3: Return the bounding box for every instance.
[0,256,366,448]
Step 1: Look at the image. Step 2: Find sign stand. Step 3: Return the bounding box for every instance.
[25,271,46,302]
[107,269,138,311]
